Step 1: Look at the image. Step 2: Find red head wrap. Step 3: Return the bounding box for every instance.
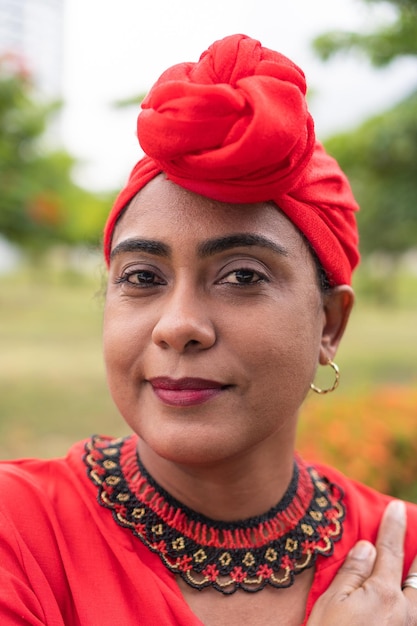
[104,34,359,285]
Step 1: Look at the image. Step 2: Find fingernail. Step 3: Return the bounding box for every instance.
[349,541,375,560]
[387,500,406,521]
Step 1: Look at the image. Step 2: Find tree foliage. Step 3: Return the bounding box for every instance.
[314,0,417,262]
[0,54,112,255]
[325,91,417,256]
[313,0,417,66]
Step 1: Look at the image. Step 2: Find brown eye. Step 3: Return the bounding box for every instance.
[219,268,266,285]
[115,269,165,287]
[128,270,158,284]
[233,269,259,284]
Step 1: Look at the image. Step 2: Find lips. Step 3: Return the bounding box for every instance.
[148,377,226,407]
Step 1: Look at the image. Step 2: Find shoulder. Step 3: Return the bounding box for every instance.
[0,439,90,522]
[0,438,87,482]
[316,461,417,514]
[313,460,417,565]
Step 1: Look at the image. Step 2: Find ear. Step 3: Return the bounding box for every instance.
[319,285,355,365]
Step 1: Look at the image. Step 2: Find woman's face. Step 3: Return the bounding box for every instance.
[104,176,340,466]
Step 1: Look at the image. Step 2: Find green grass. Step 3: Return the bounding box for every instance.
[337,303,417,390]
[0,269,128,459]
[1,267,416,459]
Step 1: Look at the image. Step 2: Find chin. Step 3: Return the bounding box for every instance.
[137,425,246,468]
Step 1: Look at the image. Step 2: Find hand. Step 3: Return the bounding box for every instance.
[306,500,417,625]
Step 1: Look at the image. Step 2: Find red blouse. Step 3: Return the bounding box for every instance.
[0,437,416,625]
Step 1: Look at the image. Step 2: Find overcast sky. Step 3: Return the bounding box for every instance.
[60,0,417,191]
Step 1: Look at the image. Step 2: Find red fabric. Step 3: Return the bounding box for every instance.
[103,34,359,285]
[1,438,417,625]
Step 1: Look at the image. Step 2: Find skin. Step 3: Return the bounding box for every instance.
[103,174,416,624]
[104,174,353,520]
[307,500,417,625]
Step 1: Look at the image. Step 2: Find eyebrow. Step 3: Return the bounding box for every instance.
[110,233,288,262]
[110,238,171,261]
[197,233,288,258]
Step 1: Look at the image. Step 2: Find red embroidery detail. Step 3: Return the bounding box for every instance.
[281,554,295,570]
[176,555,193,572]
[257,564,273,579]
[203,564,220,581]
[230,567,246,583]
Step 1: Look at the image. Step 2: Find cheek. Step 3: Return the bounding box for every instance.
[244,301,323,389]
[103,300,141,383]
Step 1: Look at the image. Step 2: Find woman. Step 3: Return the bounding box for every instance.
[1,34,416,625]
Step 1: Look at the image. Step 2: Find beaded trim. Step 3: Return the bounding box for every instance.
[84,435,345,594]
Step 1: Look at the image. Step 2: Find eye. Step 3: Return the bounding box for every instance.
[115,269,165,287]
[219,268,266,285]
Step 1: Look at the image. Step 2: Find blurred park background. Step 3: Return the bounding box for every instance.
[1,0,416,500]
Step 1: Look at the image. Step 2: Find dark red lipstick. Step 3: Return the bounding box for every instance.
[149,377,226,407]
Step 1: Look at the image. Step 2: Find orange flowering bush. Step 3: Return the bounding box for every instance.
[297,386,417,502]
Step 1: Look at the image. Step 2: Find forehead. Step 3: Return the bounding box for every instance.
[111,174,305,250]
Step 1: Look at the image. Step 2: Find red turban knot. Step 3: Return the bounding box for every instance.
[104,34,359,285]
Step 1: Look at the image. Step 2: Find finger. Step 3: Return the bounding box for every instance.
[402,553,417,600]
[373,500,406,583]
[324,540,377,599]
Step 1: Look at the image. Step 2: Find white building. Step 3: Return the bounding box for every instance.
[0,0,65,96]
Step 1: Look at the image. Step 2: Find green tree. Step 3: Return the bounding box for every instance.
[313,0,417,67]
[0,54,112,256]
[325,91,417,257]
[313,0,417,275]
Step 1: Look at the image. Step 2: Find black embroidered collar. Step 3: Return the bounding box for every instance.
[84,435,345,594]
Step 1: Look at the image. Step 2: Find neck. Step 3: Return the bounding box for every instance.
[136,434,296,521]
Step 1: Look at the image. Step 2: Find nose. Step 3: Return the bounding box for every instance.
[151,284,216,353]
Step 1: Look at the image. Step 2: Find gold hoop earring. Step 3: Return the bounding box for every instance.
[310,360,340,394]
